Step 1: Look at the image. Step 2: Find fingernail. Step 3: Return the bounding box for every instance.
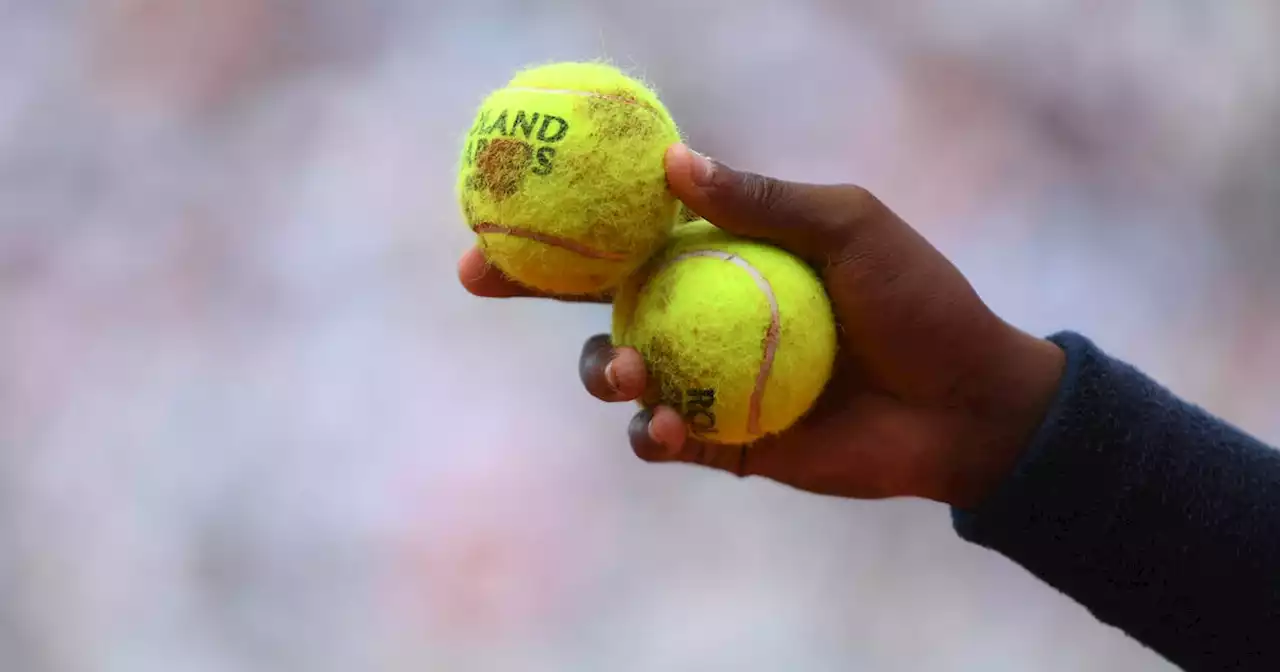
[648,419,675,455]
[685,146,716,187]
[648,414,684,457]
[604,359,620,392]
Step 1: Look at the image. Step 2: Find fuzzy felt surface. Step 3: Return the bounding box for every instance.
[612,221,837,445]
[457,61,682,295]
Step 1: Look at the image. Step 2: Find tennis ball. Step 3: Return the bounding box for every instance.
[458,61,683,295]
[612,220,838,445]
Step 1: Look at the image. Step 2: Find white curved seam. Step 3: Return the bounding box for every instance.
[672,250,780,436]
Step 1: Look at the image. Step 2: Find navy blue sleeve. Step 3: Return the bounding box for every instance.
[952,332,1280,671]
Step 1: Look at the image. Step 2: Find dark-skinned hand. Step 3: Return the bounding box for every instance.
[459,144,1065,508]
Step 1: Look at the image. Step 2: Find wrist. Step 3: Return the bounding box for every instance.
[936,328,1066,508]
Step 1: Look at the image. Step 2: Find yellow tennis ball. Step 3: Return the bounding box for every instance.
[612,220,838,445]
[457,61,683,295]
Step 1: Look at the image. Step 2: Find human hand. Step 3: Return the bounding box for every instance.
[459,144,1064,508]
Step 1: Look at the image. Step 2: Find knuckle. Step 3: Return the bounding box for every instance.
[813,184,889,265]
[823,184,880,235]
[834,184,881,223]
[743,173,792,215]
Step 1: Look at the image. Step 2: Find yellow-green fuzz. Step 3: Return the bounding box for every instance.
[612,221,838,445]
[458,61,683,295]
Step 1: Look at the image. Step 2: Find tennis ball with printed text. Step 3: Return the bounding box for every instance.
[458,61,683,295]
[612,220,838,445]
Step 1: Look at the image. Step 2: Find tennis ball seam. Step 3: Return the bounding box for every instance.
[664,249,781,436]
[473,222,630,261]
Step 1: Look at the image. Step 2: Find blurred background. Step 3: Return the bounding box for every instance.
[1,1,1278,670]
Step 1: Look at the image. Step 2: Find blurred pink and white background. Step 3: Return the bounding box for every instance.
[1,1,1278,670]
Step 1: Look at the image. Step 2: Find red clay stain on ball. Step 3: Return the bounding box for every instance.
[475,139,532,200]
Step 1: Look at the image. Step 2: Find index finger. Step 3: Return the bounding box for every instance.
[457,247,613,304]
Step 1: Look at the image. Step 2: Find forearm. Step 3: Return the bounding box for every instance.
[953,332,1280,671]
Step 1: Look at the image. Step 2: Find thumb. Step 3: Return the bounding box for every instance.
[664,143,896,266]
